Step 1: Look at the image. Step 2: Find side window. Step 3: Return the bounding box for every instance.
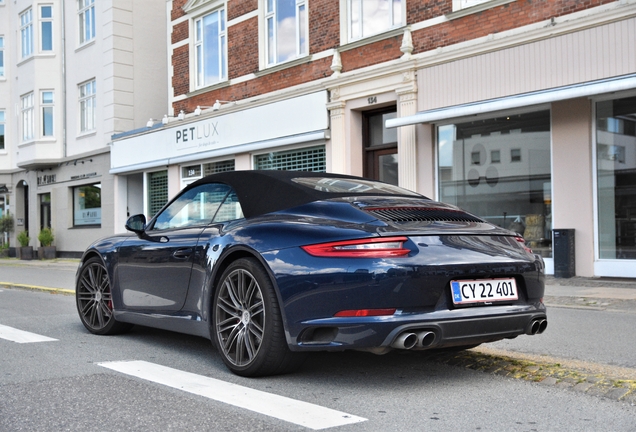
[152,183,239,230]
[213,190,244,223]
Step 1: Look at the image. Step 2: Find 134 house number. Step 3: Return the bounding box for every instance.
[368,97,377,104]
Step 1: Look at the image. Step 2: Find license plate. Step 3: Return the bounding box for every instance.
[450,278,518,305]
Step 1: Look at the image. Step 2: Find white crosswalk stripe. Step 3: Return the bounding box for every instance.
[0,324,58,343]
[99,360,367,430]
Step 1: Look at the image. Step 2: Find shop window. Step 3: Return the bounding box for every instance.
[438,110,552,257]
[20,8,33,58]
[79,79,95,132]
[265,0,307,66]
[147,170,168,218]
[254,145,325,171]
[348,0,402,41]
[40,193,51,230]
[40,5,53,52]
[596,96,636,260]
[364,108,398,186]
[194,8,227,88]
[78,0,95,44]
[73,183,101,226]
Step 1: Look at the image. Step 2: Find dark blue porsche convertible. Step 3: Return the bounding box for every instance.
[76,170,547,377]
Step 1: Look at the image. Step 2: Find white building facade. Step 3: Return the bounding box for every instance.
[0,0,168,256]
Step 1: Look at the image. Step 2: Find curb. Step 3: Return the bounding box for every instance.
[419,348,636,406]
[0,282,75,295]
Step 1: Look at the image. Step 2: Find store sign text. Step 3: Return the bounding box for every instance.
[176,122,219,144]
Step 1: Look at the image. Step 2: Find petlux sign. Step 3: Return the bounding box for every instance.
[110,91,328,174]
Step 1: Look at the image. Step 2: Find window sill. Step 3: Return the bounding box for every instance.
[18,139,36,147]
[77,130,97,139]
[75,39,96,53]
[340,26,406,53]
[188,80,230,98]
[447,0,517,20]
[256,55,312,77]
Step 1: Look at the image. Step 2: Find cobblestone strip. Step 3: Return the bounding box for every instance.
[421,349,636,405]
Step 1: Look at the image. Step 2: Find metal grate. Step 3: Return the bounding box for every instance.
[364,207,484,223]
[203,159,235,175]
[254,145,326,172]
[147,170,168,217]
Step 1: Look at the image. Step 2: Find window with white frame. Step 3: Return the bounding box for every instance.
[79,80,95,132]
[265,0,308,66]
[41,91,54,136]
[0,37,4,77]
[40,5,53,52]
[20,8,33,58]
[21,93,34,141]
[0,110,5,150]
[348,0,402,41]
[194,8,227,88]
[78,0,95,44]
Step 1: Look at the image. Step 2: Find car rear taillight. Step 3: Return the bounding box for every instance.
[301,237,410,258]
[334,308,397,317]
[515,236,534,254]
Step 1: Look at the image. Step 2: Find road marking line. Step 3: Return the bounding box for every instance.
[98,360,367,430]
[0,324,58,343]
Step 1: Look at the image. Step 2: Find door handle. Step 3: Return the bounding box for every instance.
[173,248,193,259]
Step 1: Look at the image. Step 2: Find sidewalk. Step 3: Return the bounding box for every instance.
[2,257,636,311]
[544,275,636,312]
[0,258,79,293]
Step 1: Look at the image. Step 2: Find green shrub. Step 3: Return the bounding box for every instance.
[17,230,30,247]
[38,228,55,247]
[0,214,14,235]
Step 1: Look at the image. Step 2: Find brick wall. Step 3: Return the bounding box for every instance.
[228,0,258,21]
[171,0,616,112]
[411,0,616,54]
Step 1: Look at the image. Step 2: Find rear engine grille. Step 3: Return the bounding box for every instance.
[365,207,484,223]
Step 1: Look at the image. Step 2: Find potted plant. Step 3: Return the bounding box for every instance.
[38,227,56,260]
[17,230,33,260]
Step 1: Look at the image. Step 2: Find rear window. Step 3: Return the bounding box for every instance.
[291,177,420,196]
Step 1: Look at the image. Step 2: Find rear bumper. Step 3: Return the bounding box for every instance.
[291,303,547,352]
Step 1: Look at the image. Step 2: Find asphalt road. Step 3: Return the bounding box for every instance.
[2,286,636,431]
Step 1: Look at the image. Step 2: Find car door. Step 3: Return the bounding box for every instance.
[117,182,233,312]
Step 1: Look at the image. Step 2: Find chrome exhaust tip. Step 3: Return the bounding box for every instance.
[415,331,435,348]
[527,318,548,335]
[391,332,418,349]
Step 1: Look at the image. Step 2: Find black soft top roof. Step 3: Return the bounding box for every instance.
[187,170,421,218]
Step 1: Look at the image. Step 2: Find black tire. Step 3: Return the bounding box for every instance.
[76,257,132,335]
[212,258,305,377]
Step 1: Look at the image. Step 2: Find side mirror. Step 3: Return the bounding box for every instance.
[125,214,147,235]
